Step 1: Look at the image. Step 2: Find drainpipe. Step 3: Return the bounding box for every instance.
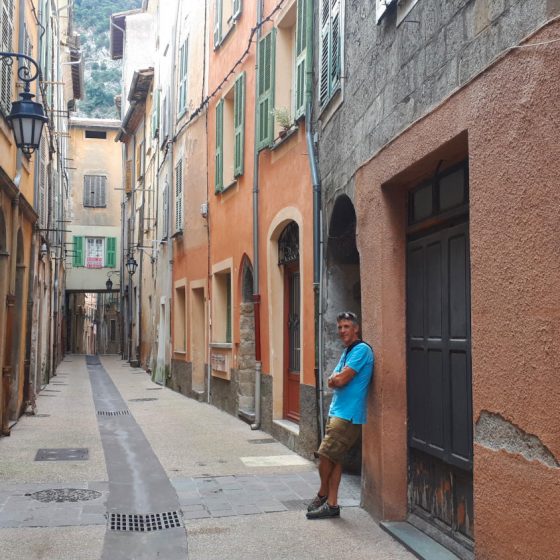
[304,0,325,440]
[250,0,264,431]
[166,0,180,381]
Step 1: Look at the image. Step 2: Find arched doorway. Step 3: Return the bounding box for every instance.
[237,257,255,419]
[278,221,300,423]
[325,196,361,470]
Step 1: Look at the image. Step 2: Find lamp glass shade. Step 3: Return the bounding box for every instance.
[126,256,137,276]
[6,91,48,155]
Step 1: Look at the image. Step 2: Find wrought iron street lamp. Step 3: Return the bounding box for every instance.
[0,52,48,156]
[126,254,138,276]
[105,278,113,291]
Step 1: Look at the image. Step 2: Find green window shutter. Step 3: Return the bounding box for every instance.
[319,0,341,108]
[213,0,222,47]
[175,159,183,232]
[295,0,307,119]
[233,0,242,20]
[73,236,83,267]
[215,99,224,192]
[152,88,160,138]
[256,30,276,150]
[233,72,245,177]
[105,237,116,268]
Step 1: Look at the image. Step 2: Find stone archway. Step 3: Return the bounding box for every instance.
[324,195,362,471]
[237,256,256,420]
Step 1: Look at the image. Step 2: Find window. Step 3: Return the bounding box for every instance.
[160,93,169,148]
[85,238,104,269]
[151,88,160,138]
[257,31,276,150]
[274,0,307,138]
[174,284,187,352]
[83,175,107,208]
[72,236,116,268]
[319,0,342,108]
[162,180,169,239]
[212,270,232,343]
[408,162,468,225]
[84,130,107,139]
[177,39,188,117]
[0,0,15,115]
[215,73,245,192]
[214,0,242,48]
[376,0,418,26]
[175,158,183,233]
[136,141,144,181]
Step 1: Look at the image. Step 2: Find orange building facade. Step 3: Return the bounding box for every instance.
[169,0,319,455]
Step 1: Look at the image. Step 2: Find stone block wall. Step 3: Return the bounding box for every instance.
[316,0,559,210]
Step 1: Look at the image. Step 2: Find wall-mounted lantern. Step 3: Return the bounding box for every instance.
[0,52,48,156]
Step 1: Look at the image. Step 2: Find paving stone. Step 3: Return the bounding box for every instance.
[232,504,262,515]
[258,503,288,513]
[182,510,211,520]
[208,509,238,518]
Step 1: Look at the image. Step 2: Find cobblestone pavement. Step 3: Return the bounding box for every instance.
[0,355,415,560]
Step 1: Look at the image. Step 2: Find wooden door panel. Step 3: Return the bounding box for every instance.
[283,264,300,422]
[407,221,473,542]
[407,222,472,469]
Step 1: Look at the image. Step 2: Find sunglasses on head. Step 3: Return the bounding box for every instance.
[337,311,358,322]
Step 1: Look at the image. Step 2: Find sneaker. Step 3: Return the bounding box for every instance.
[306,494,328,512]
[306,502,340,520]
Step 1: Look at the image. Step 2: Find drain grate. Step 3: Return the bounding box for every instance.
[108,511,183,532]
[35,448,89,461]
[44,389,61,392]
[248,438,277,444]
[28,488,102,503]
[129,397,158,402]
[97,410,130,416]
[146,387,162,391]
[25,413,50,418]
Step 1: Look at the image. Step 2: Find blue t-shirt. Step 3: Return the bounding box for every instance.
[329,342,374,424]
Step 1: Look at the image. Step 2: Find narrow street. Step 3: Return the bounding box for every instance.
[0,355,414,560]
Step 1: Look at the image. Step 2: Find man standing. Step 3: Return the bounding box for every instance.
[306,311,374,520]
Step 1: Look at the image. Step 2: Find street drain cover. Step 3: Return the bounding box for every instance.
[28,488,102,503]
[35,448,89,461]
[97,410,130,416]
[108,511,183,532]
[146,387,162,390]
[248,438,277,444]
[129,398,158,402]
[25,413,50,417]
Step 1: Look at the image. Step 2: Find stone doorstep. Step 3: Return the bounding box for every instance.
[380,522,463,560]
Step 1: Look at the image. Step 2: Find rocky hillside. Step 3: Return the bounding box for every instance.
[73,0,142,118]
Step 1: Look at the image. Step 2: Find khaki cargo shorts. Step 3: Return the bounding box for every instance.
[317,416,361,464]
